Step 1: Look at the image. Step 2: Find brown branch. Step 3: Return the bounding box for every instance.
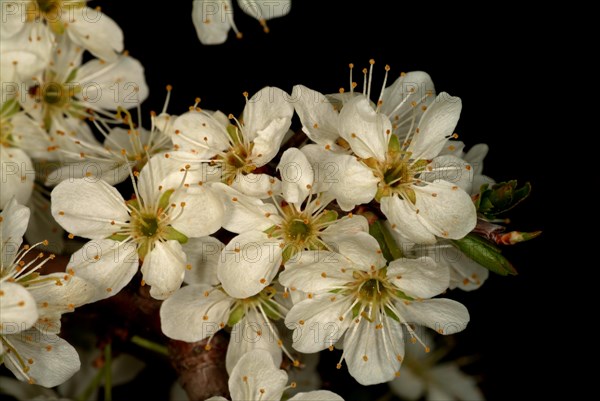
[168,334,230,401]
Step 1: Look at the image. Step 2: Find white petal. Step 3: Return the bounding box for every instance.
[50,179,129,239]
[214,183,279,233]
[67,239,139,302]
[137,154,187,204]
[183,236,224,285]
[288,391,344,401]
[397,299,469,335]
[76,55,148,111]
[325,232,386,270]
[423,155,474,193]
[160,284,233,342]
[291,85,340,146]
[463,143,489,176]
[320,214,369,238]
[226,309,282,374]
[228,349,288,401]
[0,282,37,334]
[0,147,34,210]
[343,317,404,385]
[278,148,314,205]
[29,274,95,319]
[141,240,186,300]
[449,256,489,291]
[244,87,294,165]
[280,251,352,294]
[231,173,281,199]
[238,0,291,20]
[381,195,437,245]
[170,185,224,237]
[1,197,30,264]
[285,294,352,353]
[0,23,52,82]
[339,95,390,161]
[66,7,123,61]
[381,71,435,138]
[192,0,233,45]
[218,231,282,299]
[4,328,80,387]
[408,93,462,160]
[300,144,342,193]
[171,110,230,156]
[412,181,477,240]
[388,367,426,400]
[428,363,485,400]
[387,257,449,299]
[329,154,378,211]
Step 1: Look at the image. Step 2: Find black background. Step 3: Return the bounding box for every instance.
[102,1,552,400]
[28,1,558,400]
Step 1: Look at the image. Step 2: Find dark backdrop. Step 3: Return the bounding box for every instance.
[96,2,551,400]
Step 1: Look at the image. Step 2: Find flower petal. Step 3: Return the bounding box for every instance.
[398,298,469,335]
[423,155,474,193]
[387,257,449,299]
[51,179,129,240]
[281,251,352,294]
[160,284,233,342]
[278,148,314,205]
[3,328,80,387]
[0,147,34,210]
[192,0,233,45]
[0,282,38,334]
[288,391,344,401]
[1,197,30,265]
[244,87,293,165]
[67,239,139,302]
[238,0,291,20]
[170,185,224,237]
[29,274,95,321]
[326,232,386,270]
[231,173,281,199]
[339,95,391,161]
[218,231,283,299]
[214,183,279,233]
[408,93,462,160]
[329,154,378,211]
[75,55,148,111]
[381,195,437,245]
[183,236,224,286]
[292,85,340,147]
[171,110,230,157]
[285,294,352,353]
[381,71,435,138]
[226,309,282,374]
[343,316,405,385]
[66,7,123,61]
[412,180,477,240]
[228,349,288,401]
[141,240,186,300]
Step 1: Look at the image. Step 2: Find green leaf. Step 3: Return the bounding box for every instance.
[477,181,532,218]
[452,233,517,276]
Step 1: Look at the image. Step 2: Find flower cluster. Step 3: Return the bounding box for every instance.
[0,2,537,400]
